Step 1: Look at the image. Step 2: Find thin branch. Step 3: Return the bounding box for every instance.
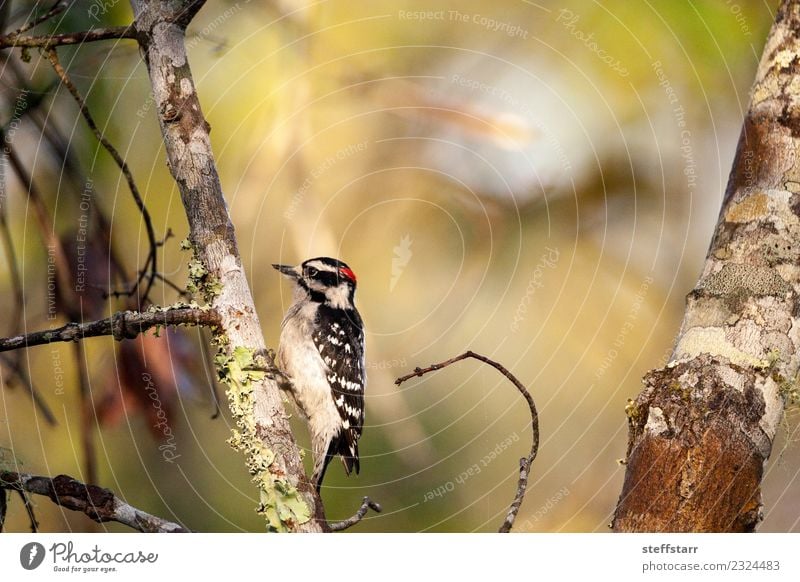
[10,1,68,36]
[0,488,6,531]
[16,489,39,533]
[0,307,221,353]
[75,342,98,486]
[196,328,222,419]
[0,471,187,532]
[0,25,135,49]
[327,497,382,532]
[174,0,208,28]
[0,135,71,287]
[0,354,57,425]
[0,1,11,35]
[0,201,24,334]
[45,47,159,305]
[396,350,540,533]
[9,66,135,295]
[0,136,56,424]
[153,273,192,300]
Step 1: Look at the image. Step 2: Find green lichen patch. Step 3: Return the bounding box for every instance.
[624,398,640,421]
[186,258,207,295]
[773,369,800,409]
[216,346,311,532]
[186,256,222,303]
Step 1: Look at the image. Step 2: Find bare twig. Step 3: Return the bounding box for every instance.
[174,0,208,27]
[16,489,39,533]
[9,67,135,295]
[0,307,220,353]
[0,1,11,34]
[0,25,135,49]
[10,0,68,36]
[0,489,6,531]
[196,329,222,419]
[45,47,159,305]
[75,342,98,485]
[0,209,24,334]
[396,350,540,533]
[153,273,192,299]
[328,497,382,532]
[0,135,71,290]
[0,128,56,423]
[0,471,187,532]
[0,354,57,425]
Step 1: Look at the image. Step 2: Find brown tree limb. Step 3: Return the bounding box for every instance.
[0,471,187,532]
[129,0,324,532]
[613,0,800,532]
[0,25,135,49]
[396,350,540,533]
[45,47,159,305]
[328,497,382,532]
[0,307,220,353]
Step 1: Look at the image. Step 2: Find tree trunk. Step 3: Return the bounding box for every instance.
[613,0,800,532]
[129,0,324,532]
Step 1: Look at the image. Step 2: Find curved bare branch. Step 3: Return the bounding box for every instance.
[396,350,540,533]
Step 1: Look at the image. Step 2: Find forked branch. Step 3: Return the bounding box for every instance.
[0,307,220,353]
[0,471,187,532]
[0,25,135,49]
[328,497,382,532]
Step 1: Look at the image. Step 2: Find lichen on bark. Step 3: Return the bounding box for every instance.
[216,347,311,532]
[129,0,323,532]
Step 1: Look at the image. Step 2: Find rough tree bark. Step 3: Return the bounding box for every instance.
[613,0,800,532]
[129,0,324,532]
[1,471,188,533]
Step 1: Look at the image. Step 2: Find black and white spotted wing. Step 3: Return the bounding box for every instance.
[312,303,365,474]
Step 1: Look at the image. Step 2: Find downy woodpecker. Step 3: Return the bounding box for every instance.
[273,257,365,492]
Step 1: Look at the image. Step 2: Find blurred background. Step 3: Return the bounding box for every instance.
[1,0,798,532]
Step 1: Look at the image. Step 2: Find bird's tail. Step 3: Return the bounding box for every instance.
[313,433,360,493]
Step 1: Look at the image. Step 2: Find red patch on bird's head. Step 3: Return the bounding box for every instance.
[339,267,357,282]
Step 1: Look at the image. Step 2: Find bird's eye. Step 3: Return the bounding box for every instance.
[306,267,318,277]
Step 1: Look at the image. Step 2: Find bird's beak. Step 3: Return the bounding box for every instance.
[272,264,300,279]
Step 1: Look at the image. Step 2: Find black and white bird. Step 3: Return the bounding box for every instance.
[273,257,365,493]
